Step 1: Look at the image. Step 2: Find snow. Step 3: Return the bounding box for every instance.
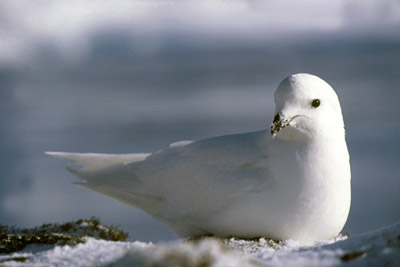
[1,221,399,266]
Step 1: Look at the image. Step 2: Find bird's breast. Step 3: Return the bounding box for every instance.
[260,138,351,242]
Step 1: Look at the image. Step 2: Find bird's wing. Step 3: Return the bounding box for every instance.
[47,130,270,224]
[139,130,270,220]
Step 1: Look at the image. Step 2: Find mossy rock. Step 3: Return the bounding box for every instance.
[0,217,128,254]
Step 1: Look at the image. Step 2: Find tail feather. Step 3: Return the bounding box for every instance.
[68,164,164,214]
[46,151,165,215]
[45,151,150,169]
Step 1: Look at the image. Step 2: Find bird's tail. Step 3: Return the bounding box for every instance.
[45,151,150,170]
[45,151,163,213]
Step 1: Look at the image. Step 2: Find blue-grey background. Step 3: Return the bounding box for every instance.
[1,0,399,241]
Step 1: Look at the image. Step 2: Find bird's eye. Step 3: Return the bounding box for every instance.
[311,99,321,108]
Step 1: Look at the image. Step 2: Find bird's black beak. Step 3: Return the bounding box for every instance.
[270,112,292,136]
[271,112,282,136]
[271,113,301,136]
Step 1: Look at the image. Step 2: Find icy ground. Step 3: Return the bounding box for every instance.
[1,221,399,266]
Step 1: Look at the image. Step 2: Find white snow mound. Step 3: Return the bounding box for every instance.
[1,221,399,266]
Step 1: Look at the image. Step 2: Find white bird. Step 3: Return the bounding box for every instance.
[46,73,351,245]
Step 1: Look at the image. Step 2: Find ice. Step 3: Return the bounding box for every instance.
[1,221,399,266]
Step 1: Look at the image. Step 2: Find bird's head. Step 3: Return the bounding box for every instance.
[271,73,345,141]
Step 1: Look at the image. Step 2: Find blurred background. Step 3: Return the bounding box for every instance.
[0,0,399,242]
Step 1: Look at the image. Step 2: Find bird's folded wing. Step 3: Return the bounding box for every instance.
[46,131,270,221]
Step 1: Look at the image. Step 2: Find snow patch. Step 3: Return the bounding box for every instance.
[1,221,400,266]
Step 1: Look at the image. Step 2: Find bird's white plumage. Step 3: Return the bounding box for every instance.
[47,73,351,245]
